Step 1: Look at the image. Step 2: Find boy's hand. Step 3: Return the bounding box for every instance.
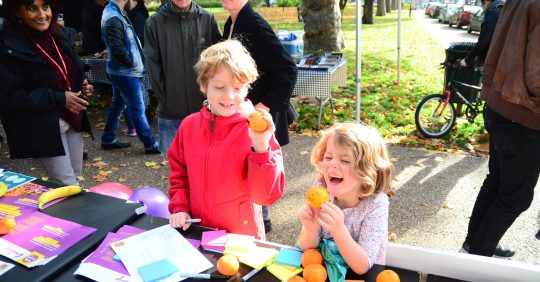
[248,109,275,152]
[299,204,321,232]
[169,212,192,231]
[318,202,346,236]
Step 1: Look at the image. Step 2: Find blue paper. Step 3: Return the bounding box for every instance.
[274,248,303,267]
[112,254,120,261]
[138,258,178,282]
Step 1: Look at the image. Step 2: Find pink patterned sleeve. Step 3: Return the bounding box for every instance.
[356,194,389,267]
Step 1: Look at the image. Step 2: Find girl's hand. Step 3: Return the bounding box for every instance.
[81,79,94,99]
[248,109,275,152]
[299,204,321,232]
[169,212,192,231]
[318,202,346,236]
[65,91,88,114]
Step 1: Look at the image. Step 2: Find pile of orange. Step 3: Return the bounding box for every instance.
[288,249,327,282]
[247,111,268,132]
[0,216,16,235]
[305,186,329,208]
[376,269,400,282]
[216,255,239,276]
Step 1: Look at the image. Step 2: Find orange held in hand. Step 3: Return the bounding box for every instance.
[301,249,323,267]
[302,264,327,282]
[305,186,329,208]
[0,216,16,235]
[217,254,239,276]
[376,269,400,282]
[248,111,268,132]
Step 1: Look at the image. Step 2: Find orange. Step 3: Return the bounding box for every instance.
[288,275,306,282]
[305,186,329,208]
[216,255,239,276]
[0,216,16,235]
[301,249,323,267]
[302,264,327,282]
[376,269,400,282]
[248,111,268,132]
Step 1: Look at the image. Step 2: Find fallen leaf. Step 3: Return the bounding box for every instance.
[30,167,36,170]
[388,232,398,241]
[160,160,169,166]
[111,167,119,171]
[78,176,85,181]
[91,161,108,170]
[299,151,308,155]
[41,176,49,181]
[93,157,103,161]
[99,170,113,176]
[118,178,126,183]
[442,202,452,209]
[161,175,168,180]
[93,174,107,182]
[434,156,443,162]
[390,157,399,162]
[145,161,157,167]
[153,165,161,169]
[119,163,128,167]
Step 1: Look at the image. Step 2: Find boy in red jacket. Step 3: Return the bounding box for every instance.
[167,40,285,240]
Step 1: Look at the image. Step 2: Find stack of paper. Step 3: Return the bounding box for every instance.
[200,230,227,253]
[267,262,303,281]
[274,248,303,268]
[223,234,254,258]
[239,246,279,270]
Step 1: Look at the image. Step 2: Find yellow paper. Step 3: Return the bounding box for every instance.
[239,246,279,270]
[225,233,255,253]
[267,263,303,281]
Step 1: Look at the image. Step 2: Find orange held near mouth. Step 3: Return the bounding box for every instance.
[305,186,329,208]
[248,111,268,132]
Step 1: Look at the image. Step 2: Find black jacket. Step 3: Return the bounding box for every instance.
[465,0,504,66]
[0,27,91,158]
[224,2,298,146]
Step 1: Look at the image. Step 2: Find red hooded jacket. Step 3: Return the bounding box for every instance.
[167,104,285,239]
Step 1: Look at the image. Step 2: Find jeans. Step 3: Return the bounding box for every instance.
[158,117,182,156]
[466,107,540,256]
[102,74,158,149]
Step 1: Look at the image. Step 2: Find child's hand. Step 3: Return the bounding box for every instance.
[299,204,321,232]
[318,202,346,236]
[248,109,275,152]
[169,212,192,231]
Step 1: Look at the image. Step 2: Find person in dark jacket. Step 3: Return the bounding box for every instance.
[127,0,147,46]
[60,0,83,31]
[100,0,159,154]
[222,0,298,232]
[0,0,93,185]
[82,0,106,55]
[459,0,504,68]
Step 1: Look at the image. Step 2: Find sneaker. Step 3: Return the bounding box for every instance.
[264,219,272,233]
[144,146,160,155]
[124,129,137,137]
[101,142,131,150]
[460,241,515,258]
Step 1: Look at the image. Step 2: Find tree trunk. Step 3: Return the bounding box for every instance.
[339,0,347,13]
[386,0,392,13]
[363,0,374,24]
[392,0,399,10]
[265,0,271,7]
[376,0,386,16]
[303,0,345,52]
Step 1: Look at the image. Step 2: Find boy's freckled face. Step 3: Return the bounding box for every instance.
[321,135,361,201]
[201,67,248,117]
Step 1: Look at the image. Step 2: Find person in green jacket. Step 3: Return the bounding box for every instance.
[144,0,221,155]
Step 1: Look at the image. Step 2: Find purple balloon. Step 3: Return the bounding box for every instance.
[129,187,170,219]
[89,182,133,200]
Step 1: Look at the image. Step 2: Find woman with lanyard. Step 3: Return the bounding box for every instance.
[0,0,93,185]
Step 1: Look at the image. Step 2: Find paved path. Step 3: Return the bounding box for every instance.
[413,10,478,47]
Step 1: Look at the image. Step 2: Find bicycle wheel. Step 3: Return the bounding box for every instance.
[415,94,456,138]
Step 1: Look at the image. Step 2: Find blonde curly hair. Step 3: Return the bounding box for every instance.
[311,122,394,198]
[194,40,259,93]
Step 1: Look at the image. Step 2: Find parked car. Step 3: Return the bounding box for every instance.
[438,4,461,24]
[449,5,482,28]
[426,2,445,18]
[468,9,484,33]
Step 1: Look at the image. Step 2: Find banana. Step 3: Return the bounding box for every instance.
[0,182,7,197]
[38,185,83,210]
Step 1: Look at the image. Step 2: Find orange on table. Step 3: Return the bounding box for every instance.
[301,249,323,267]
[376,269,400,282]
[302,263,327,282]
[0,216,16,235]
[288,275,306,282]
[247,111,268,132]
[305,186,329,208]
[217,254,240,276]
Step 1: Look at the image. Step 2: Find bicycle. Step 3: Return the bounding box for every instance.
[415,62,484,138]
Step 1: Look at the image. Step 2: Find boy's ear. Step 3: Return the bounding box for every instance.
[199,84,207,95]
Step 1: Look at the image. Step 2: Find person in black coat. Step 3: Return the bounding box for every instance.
[223,0,298,232]
[82,0,107,55]
[128,0,148,46]
[0,0,93,185]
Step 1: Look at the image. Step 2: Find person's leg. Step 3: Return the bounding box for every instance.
[157,117,181,156]
[123,105,137,137]
[39,130,78,186]
[65,128,84,179]
[110,75,158,151]
[101,81,130,146]
[469,109,540,256]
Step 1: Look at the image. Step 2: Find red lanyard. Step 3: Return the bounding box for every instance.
[33,34,71,91]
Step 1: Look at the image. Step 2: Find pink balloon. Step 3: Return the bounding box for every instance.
[89,182,133,200]
[129,187,170,219]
